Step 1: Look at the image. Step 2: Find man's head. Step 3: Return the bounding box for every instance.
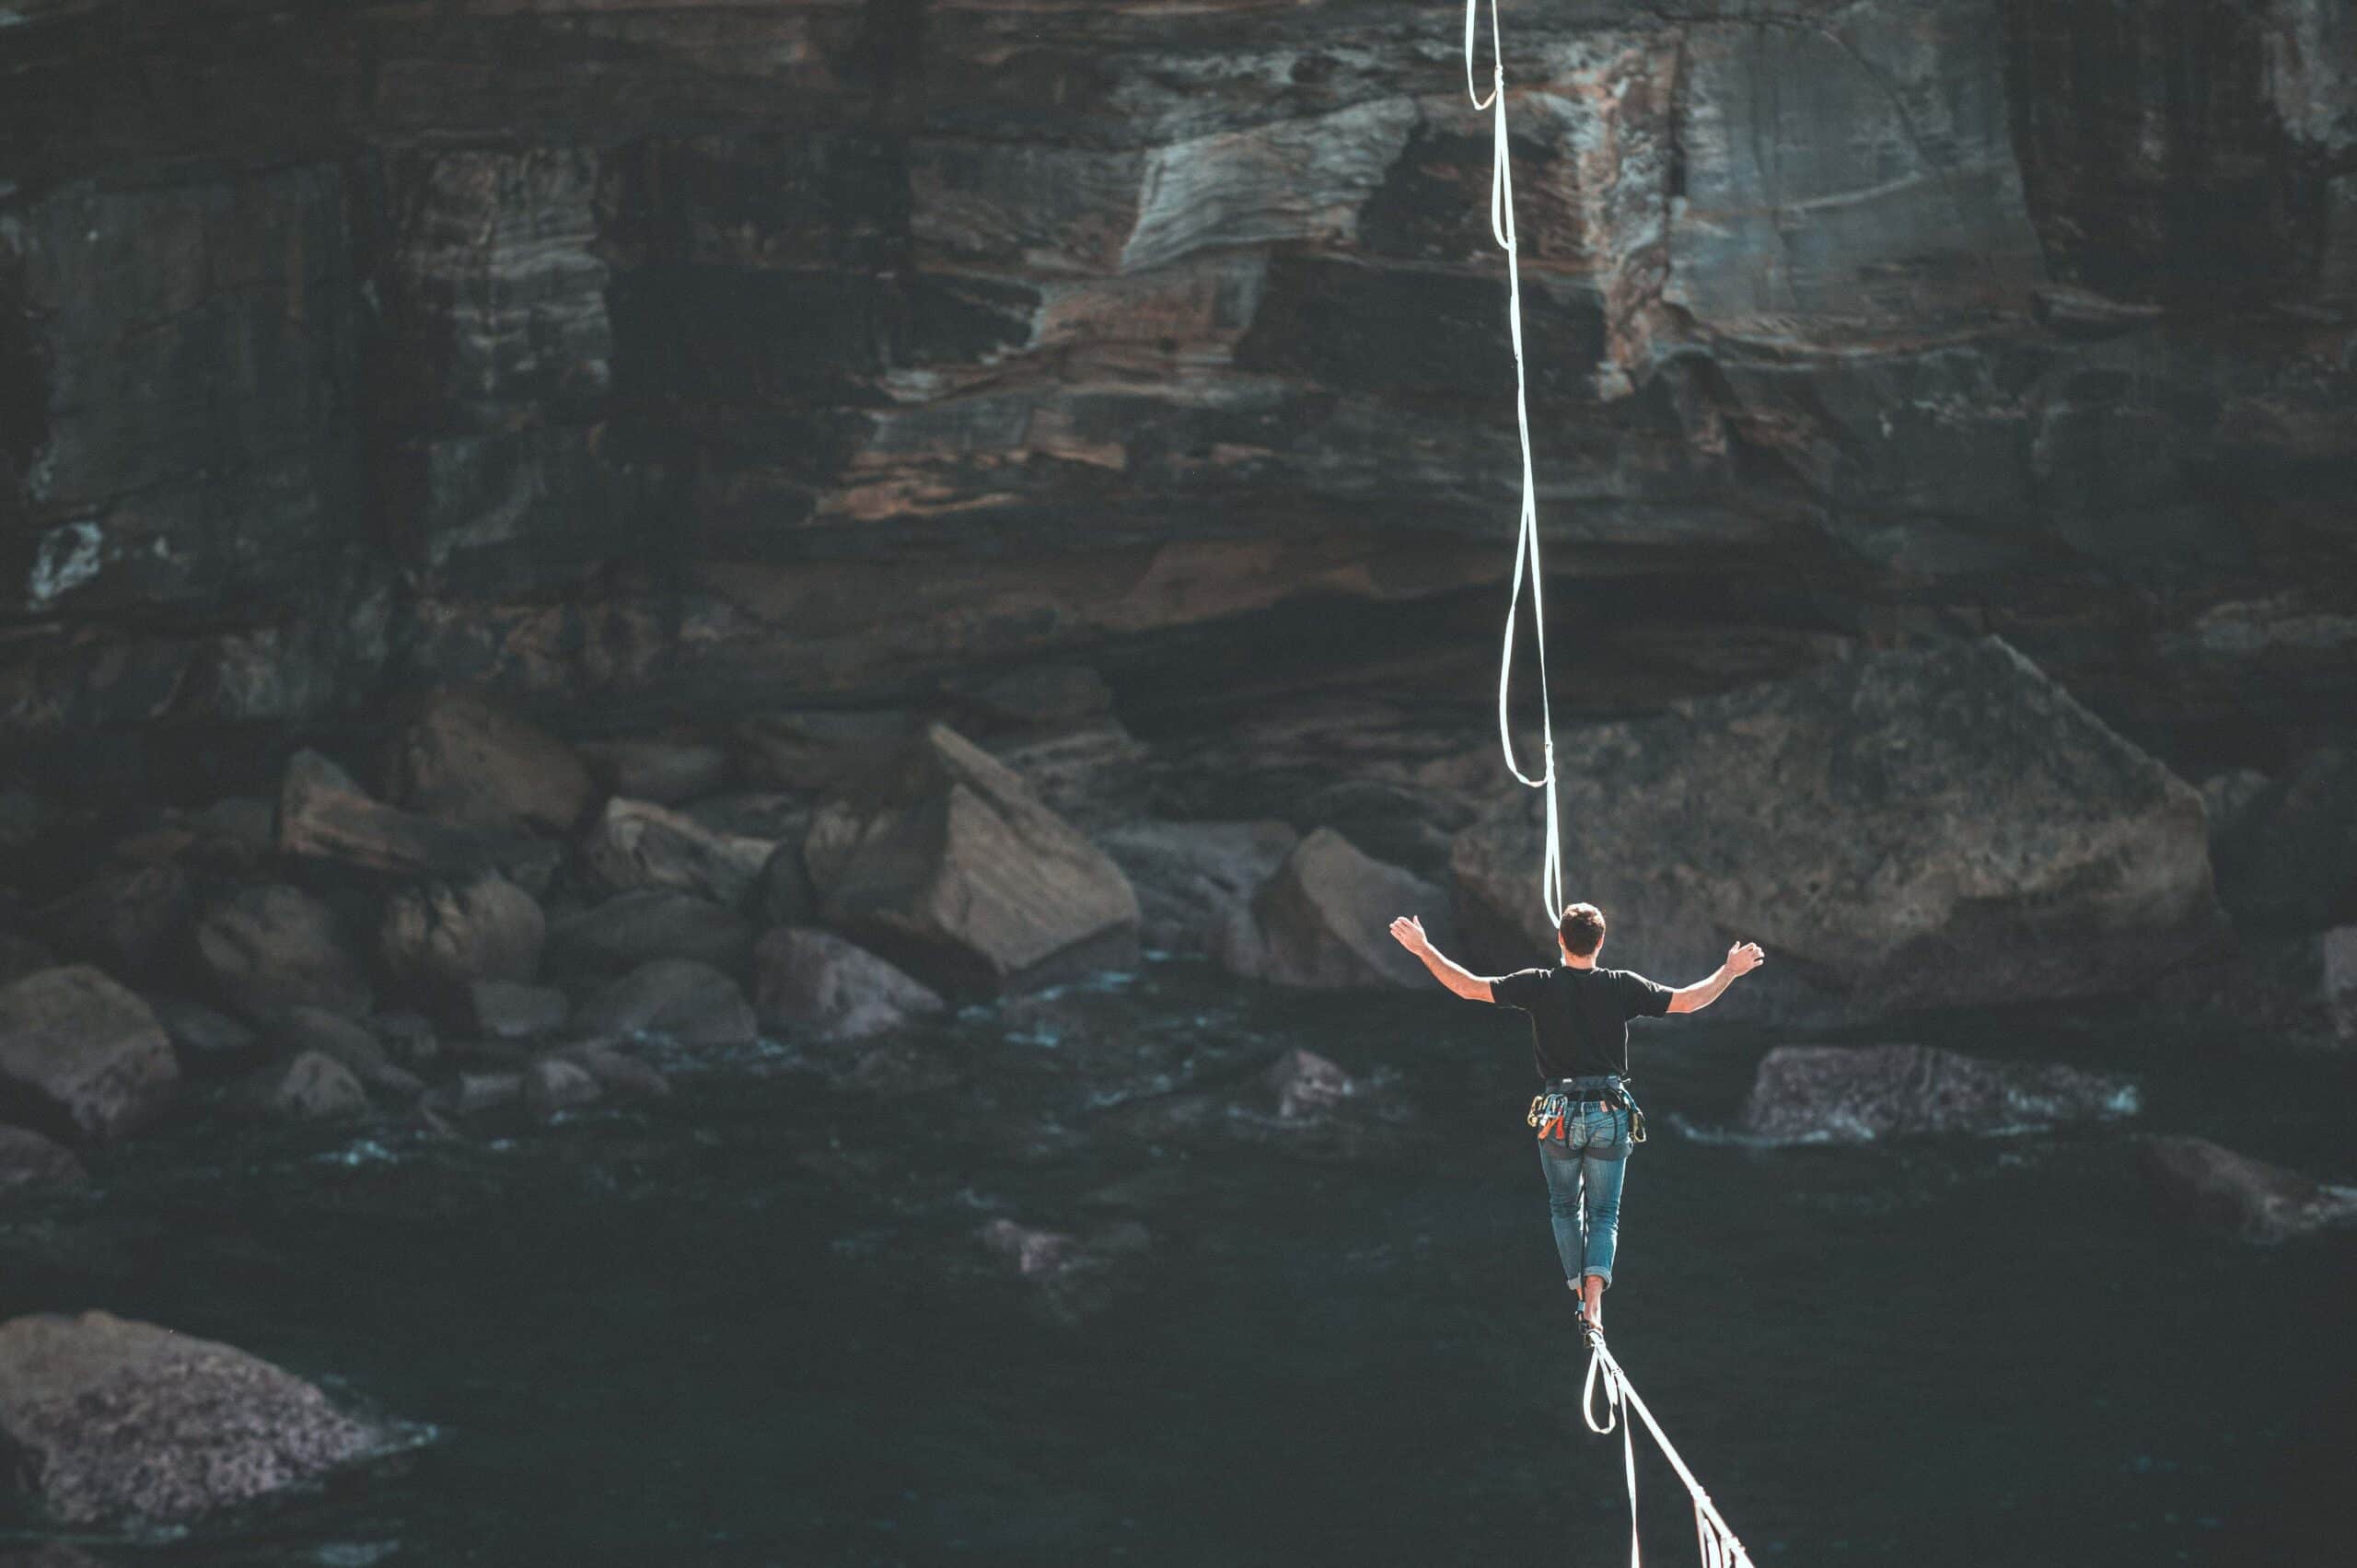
[1557,902,1606,962]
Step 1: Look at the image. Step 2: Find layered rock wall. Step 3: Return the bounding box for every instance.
[0,0,2351,774]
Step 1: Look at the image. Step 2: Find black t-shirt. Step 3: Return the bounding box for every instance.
[1491,964,1676,1082]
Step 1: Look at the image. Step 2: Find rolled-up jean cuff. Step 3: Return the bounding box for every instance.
[1579,1267,1612,1287]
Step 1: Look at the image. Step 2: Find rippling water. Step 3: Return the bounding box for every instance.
[3,959,2351,1566]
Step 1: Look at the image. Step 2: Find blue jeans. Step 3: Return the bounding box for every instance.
[1538,1103,1631,1287]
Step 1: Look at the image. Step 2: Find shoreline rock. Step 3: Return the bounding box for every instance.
[0,968,180,1144]
[2140,1136,2357,1244]
[0,1310,389,1529]
[1736,1043,2140,1143]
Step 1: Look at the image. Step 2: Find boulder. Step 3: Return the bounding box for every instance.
[144,994,264,1076]
[2209,745,2357,934]
[0,935,56,987]
[1224,828,1452,990]
[2326,927,2357,1047]
[751,927,945,1045]
[278,749,559,889]
[522,1056,601,1119]
[553,1041,671,1100]
[461,981,569,1041]
[186,796,278,865]
[1096,819,1298,956]
[0,1310,384,1528]
[577,736,733,805]
[0,1124,89,1194]
[804,723,1141,995]
[193,884,373,1018]
[429,1071,524,1118]
[1736,1044,2140,1143]
[582,796,777,909]
[735,708,917,792]
[1263,1048,1352,1119]
[576,958,758,1048]
[544,889,755,976]
[975,1216,1150,1323]
[380,687,595,835]
[377,872,547,1005]
[1455,639,2223,1025]
[2140,1137,2357,1244]
[36,863,194,976]
[371,1011,440,1069]
[0,968,179,1144]
[263,1008,424,1100]
[235,1051,368,1121]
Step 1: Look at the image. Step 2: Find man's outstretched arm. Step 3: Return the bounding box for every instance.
[1666,941,1767,1014]
[1387,915,1494,1002]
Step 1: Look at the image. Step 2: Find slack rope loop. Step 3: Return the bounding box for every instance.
[1463,0,1563,923]
[1581,1330,1759,1568]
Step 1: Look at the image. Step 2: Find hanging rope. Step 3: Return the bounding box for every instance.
[1464,10,1758,1564]
[1463,0,1564,924]
[1582,1328,1758,1568]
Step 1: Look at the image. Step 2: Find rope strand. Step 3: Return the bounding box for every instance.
[1464,0,1563,923]
[1465,11,1756,1566]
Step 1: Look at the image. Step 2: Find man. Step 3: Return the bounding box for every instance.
[1387,903,1764,1333]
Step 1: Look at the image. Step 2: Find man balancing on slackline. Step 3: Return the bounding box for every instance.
[1387,903,1764,1334]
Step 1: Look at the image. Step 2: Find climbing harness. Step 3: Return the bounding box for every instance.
[1583,1326,1758,1568]
[1526,1078,1648,1144]
[1464,8,1753,1566]
[1463,0,1565,926]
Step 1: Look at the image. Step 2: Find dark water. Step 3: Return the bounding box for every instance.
[4,960,2352,1567]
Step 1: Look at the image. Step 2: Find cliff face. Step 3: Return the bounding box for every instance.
[0,0,2351,775]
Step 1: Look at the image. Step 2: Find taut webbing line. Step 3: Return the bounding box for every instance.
[1464,0,1564,923]
[1582,1330,1757,1568]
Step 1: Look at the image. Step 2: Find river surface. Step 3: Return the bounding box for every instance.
[3,958,2351,1567]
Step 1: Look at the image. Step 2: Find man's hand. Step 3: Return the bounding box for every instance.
[1724,941,1765,978]
[1388,915,1432,956]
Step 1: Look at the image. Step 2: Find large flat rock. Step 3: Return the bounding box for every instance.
[1737,1044,2139,1144]
[805,724,1140,996]
[1454,639,2223,1026]
[0,1311,386,1528]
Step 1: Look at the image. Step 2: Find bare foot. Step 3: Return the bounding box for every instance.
[1581,1274,1605,1330]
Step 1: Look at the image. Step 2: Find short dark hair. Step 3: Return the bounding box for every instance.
[1558,902,1606,958]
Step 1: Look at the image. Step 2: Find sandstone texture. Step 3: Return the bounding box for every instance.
[1456,640,2223,1024]
[380,689,595,836]
[0,1311,385,1528]
[0,0,2343,783]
